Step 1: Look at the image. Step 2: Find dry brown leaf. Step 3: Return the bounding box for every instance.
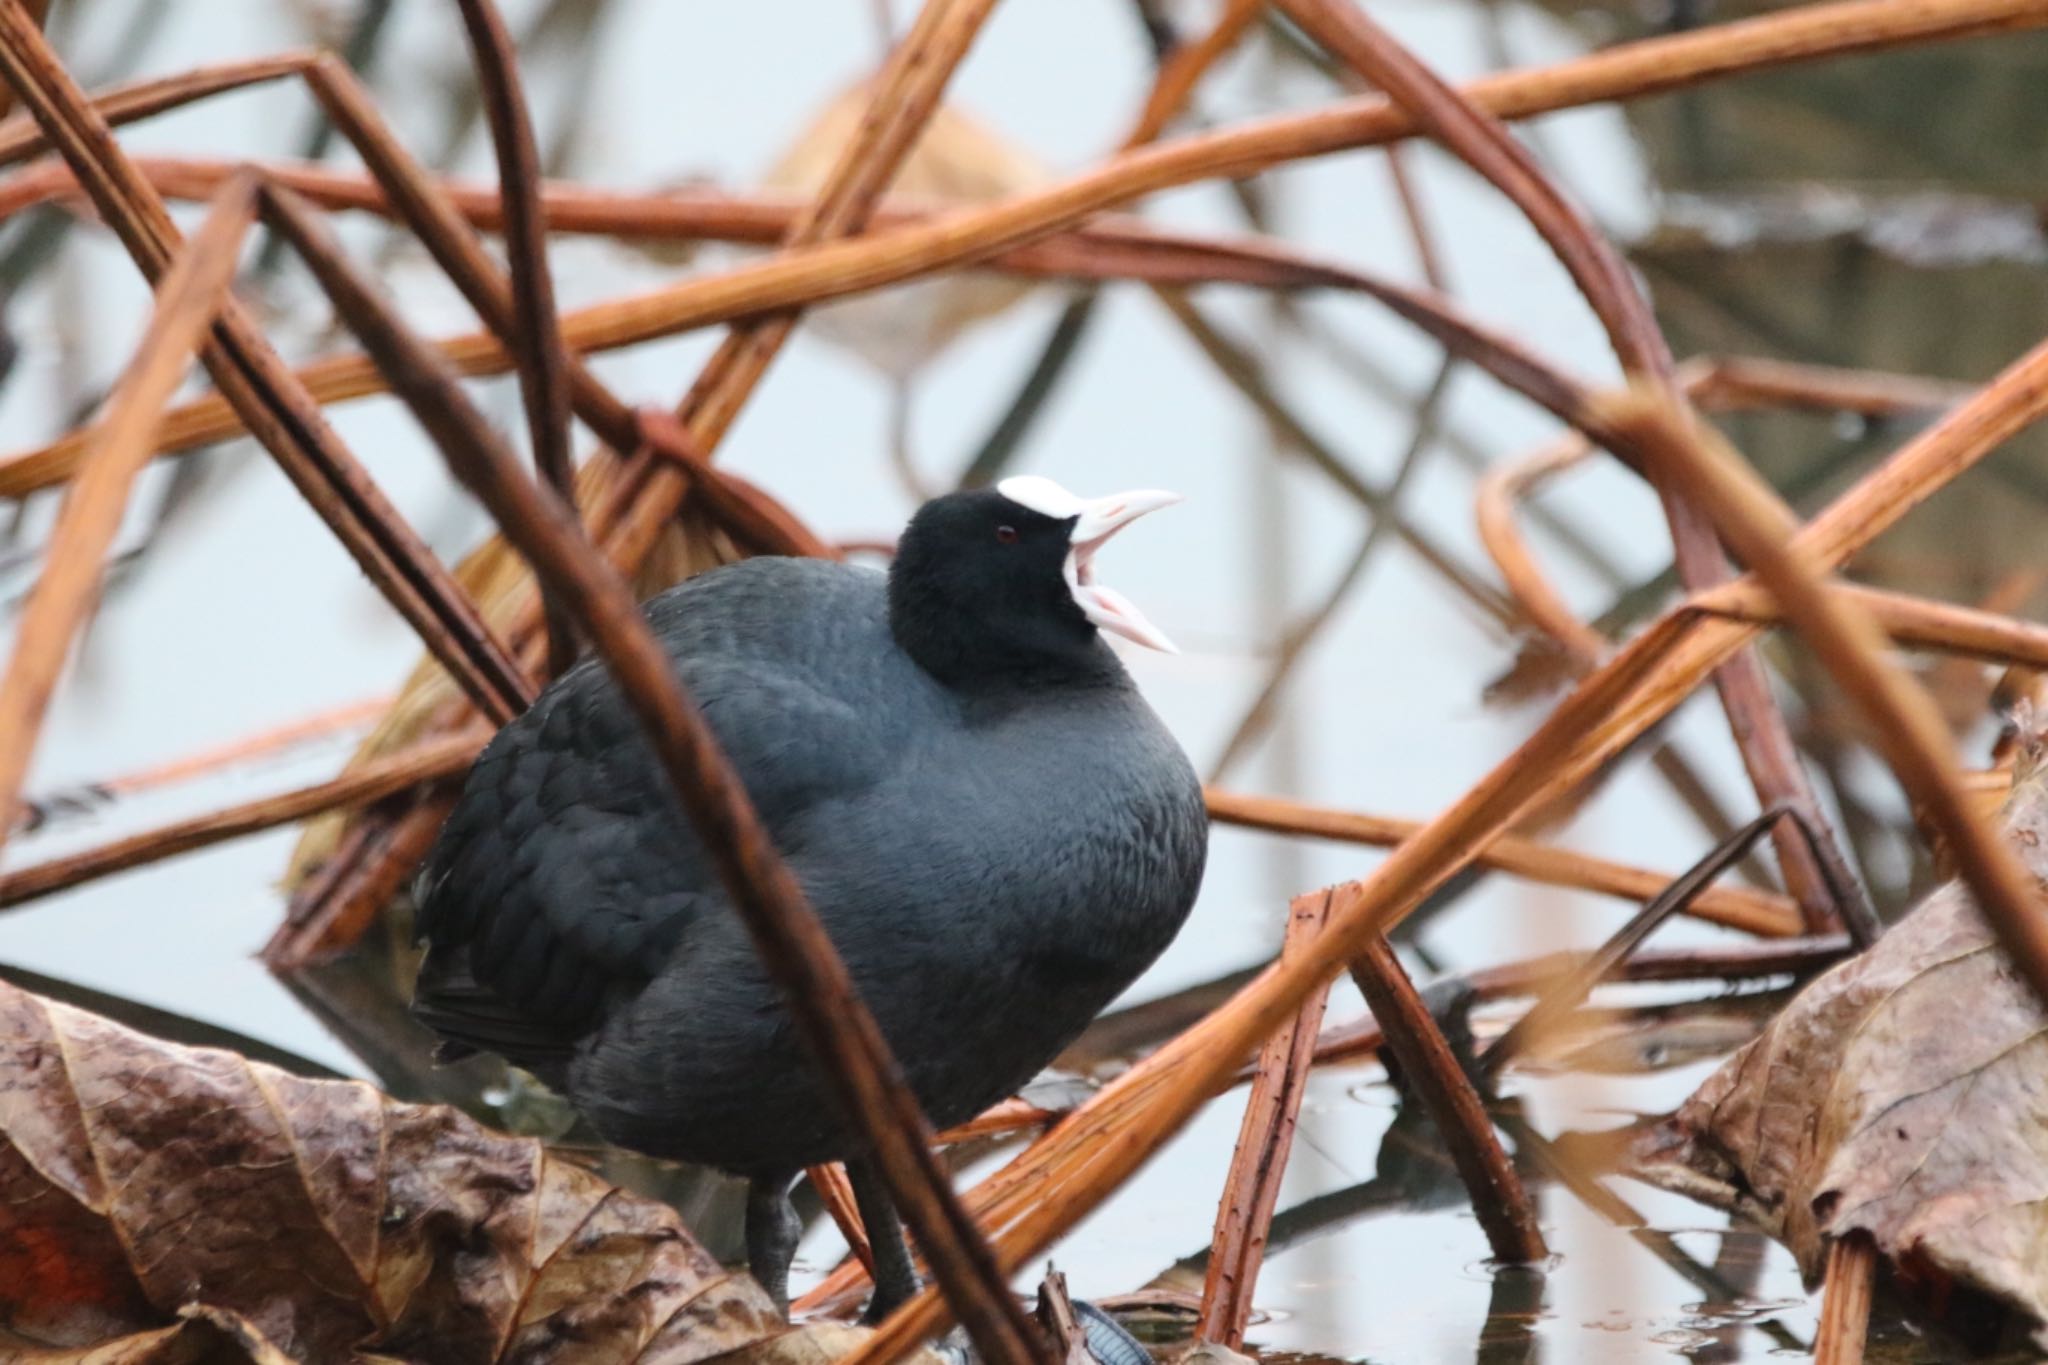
[1632,723,2048,1340]
[0,978,869,1364]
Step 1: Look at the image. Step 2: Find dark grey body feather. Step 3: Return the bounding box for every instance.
[413,556,1207,1178]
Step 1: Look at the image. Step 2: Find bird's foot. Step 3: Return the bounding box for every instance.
[746,1175,804,1317]
[861,1275,920,1327]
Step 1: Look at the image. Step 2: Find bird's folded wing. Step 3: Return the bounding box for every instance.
[413,651,898,1061]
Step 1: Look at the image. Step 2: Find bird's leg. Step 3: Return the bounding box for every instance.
[746,1173,804,1315]
[847,1157,921,1325]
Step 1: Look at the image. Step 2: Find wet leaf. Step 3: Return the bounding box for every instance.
[0,978,850,1364]
[1632,729,2048,1340]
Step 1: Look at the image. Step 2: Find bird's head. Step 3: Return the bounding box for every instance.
[888,475,1181,686]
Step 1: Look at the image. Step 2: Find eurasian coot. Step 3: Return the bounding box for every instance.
[412,476,1208,1319]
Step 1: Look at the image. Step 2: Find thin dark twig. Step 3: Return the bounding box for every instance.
[1210,354,1459,781]
[454,0,580,677]
[1154,288,1520,631]
[1349,935,1547,1263]
[257,179,1049,1365]
[956,289,1099,488]
[1480,805,1794,1076]
[251,0,393,274]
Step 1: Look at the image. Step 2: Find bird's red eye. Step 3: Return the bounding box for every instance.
[995,525,1019,544]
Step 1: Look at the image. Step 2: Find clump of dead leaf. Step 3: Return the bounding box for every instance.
[0,978,916,1365]
[1631,714,2048,1348]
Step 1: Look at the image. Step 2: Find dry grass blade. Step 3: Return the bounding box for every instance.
[1814,1232,1879,1364]
[847,336,2048,1362]
[1350,936,1547,1263]
[1206,789,1800,935]
[1197,890,1338,1350]
[256,178,1048,1365]
[0,732,483,911]
[1603,390,2048,1006]
[454,0,579,677]
[0,51,316,170]
[0,170,255,851]
[0,1,531,727]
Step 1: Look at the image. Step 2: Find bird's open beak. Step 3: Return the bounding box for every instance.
[1064,489,1182,653]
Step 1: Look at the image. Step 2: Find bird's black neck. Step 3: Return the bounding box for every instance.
[887,577,1127,693]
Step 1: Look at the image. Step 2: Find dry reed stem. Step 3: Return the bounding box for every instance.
[1121,0,1263,148]
[0,52,316,170]
[1277,0,1854,934]
[0,170,1576,494]
[1197,890,1338,1349]
[0,732,484,910]
[272,794,454,966]
[1814,1232,1878,1364]
[84,696,390,800]
[1275,0,1669,381]
[0,152,1576,294]
[1476,430,1624,664]
[1275,934,1853,1081]
[666,0,1004,461]
[2,0,2026,494]
[0,729,1801,927]
[808,1163,878,1281]
[805,930,1858,1311]
[1206,789,1800,935]
[633,408,840,560]
[0,171,256,851]
[0,0,46,120]
[453,0,579,678]
[258,176,1046,1365]
[0,2,532,728]
[844,336,2048,1362]
[1476,354,1970,672]
[1350,935,1548,1263]
[294,60,636,453]
[1701,585,2048,670]
[1604,390,2048,1005]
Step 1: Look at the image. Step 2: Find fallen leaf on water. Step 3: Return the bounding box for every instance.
[0,978,883,1364]
[1630,723,2048,1342]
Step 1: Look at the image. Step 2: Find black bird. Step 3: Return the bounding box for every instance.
[411,476,1208,1319]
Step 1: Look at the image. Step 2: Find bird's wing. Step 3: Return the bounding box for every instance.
[413,641,901,1065]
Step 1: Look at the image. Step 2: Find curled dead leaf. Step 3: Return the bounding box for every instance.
[1631,729,2048,1342]
[0,978,879,1364]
